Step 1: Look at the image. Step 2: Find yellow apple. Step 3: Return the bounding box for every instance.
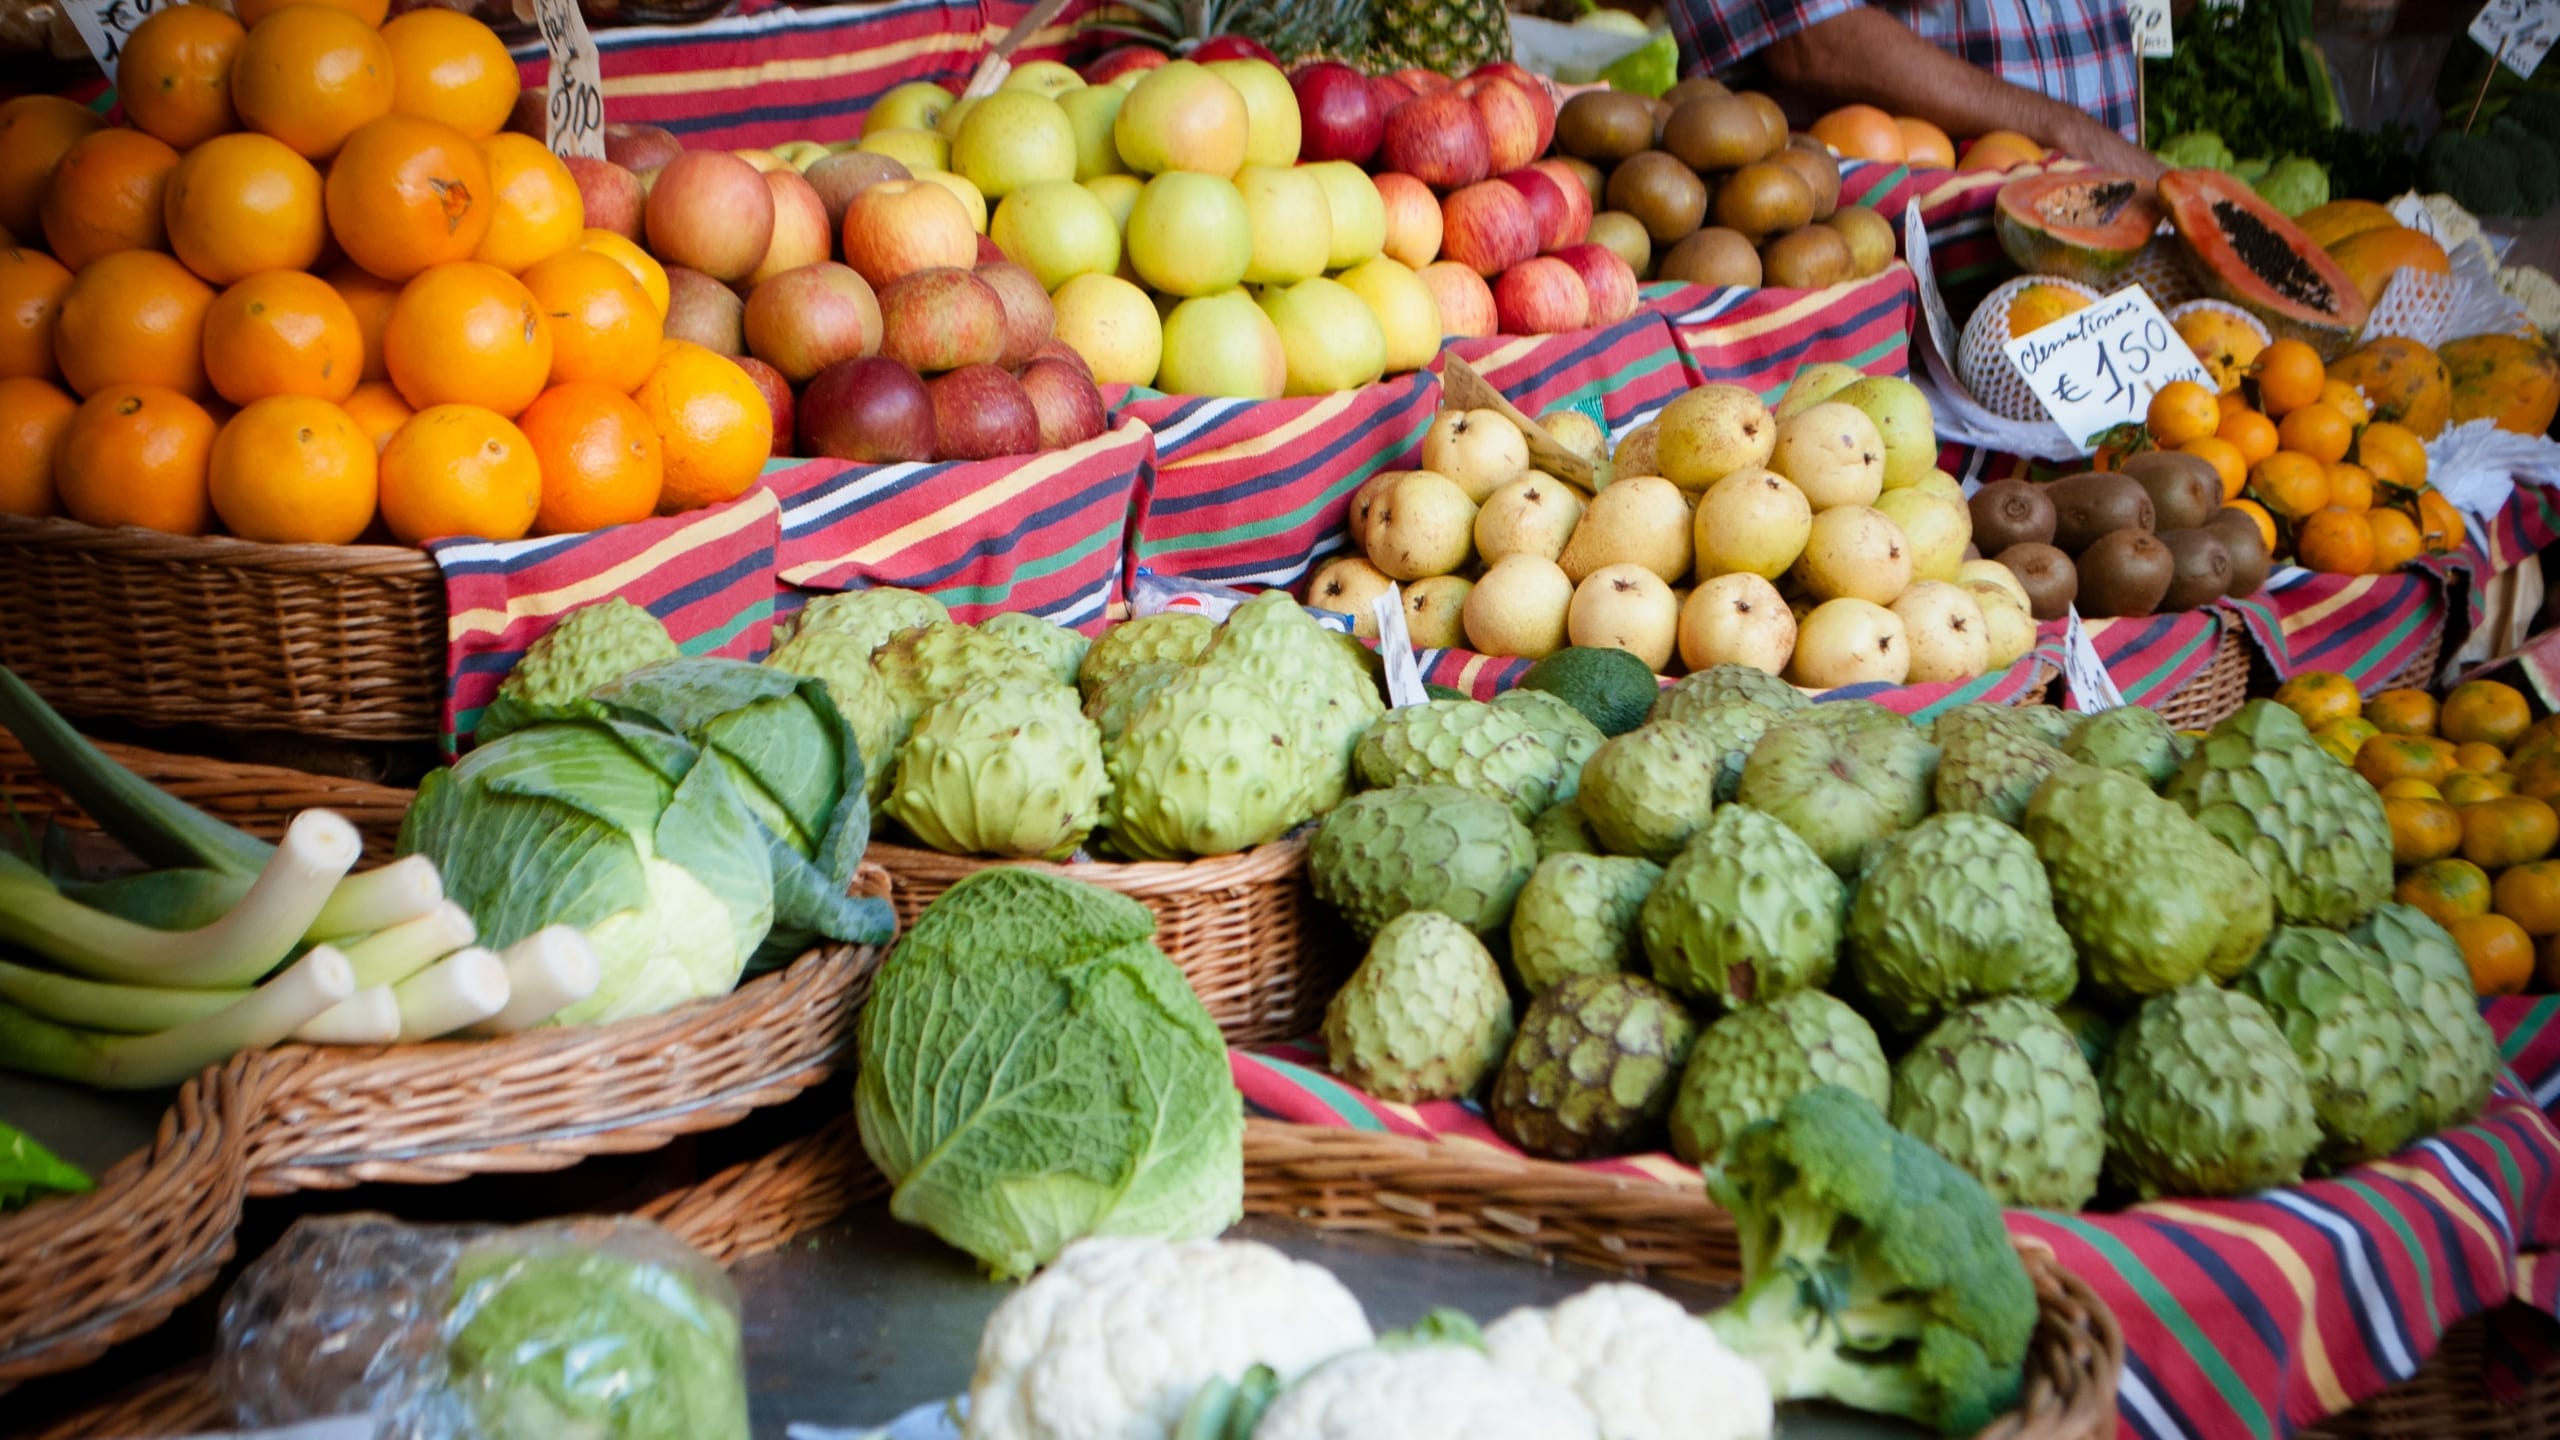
[951,91,1077,201]
[1234,164,1330,287]
[1001,60,1084,98]
[863,81,953,136]
[912,169,988,233]
[1335,255,1444,374]
[1302,160,1384,270]
[1054,272,1163,387]
[1259,276,1387,396]
[992,179,1122,291]
[1203,57,1300,169]
[1126,171,1251,297]
[858,127,948,175]
[1113,60,1249,176]
[1058,84,1130,182]
[1157,287,1286,399]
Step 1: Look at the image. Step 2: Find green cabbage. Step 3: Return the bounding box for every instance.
[2257,155,2330,215]
[854,869,1244,1279]
[2155,131,2238,172]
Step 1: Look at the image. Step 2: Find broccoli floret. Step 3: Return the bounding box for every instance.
[2489,118,2560,215]
[2422,130,2524,218]
[2503,90,2560,141]
[1703,1086,2038,1436]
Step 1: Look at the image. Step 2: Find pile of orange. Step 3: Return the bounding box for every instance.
[1806,105,2047,172]
[0,0,770,547]
[2277,672,2559,995]
[2139,339,2464,578]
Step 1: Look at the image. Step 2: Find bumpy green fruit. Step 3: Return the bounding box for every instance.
[1079,612,1214,695]
[1653,695,1782,802]
[2007,704,2081,748]
[483,598,680,737]
[1105,667,1309,860]
[1531,797,1600,857]
[1652,665,1810,721]
[872,621,1058,729]
[979,611,1090,686]
[1640,805,1843,1010]
[1577,723,1721,861]
[2165,700,2395,929]
[1325,910,1516,1103]
[2064,705,2184,789]
[765,626,910,804]
[2103,983,2320,1199]
[2235,926,2426,1167]
[1202,593,1383,816]
[1084,659,1187,748]
[1308,784,1537,938]
[1736,709,1939,875]
[1491,688,1606,804]
[1511,852,1663,994]
[1355,700,1561,823]
[886,680,1108,861]
[2352,904,2501,1137]
[1492,973,1699,1160]
[1931,706,2069,828]
[791,586,949,656]
[1845,813,2075,1033]
[1891,997,2105,1211]
[2026,765,2274,1000]
[2054,1001,2117,1073]
[1669,989,1887,1166]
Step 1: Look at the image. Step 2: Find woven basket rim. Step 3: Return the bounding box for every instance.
[860,835,1308,894]
[0,511,440,577]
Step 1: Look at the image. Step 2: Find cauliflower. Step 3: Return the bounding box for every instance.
[1482,1284,1775,1440]
[965,1237,1374,1440]
[1251,1344,1601,1440]
[2499,265,2560,345]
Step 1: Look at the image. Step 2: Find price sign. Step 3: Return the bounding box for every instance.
[1372,589,1429,709]
[2001,285,2212,453]
[2472,0,2560,79]
[2061,607,2127,712]
[59,0,174,76]
[1901,199,1960,371]
[534,0,606,161]
[2129,0,2174,58]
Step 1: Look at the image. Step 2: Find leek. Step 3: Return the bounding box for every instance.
[468,928,602,1036]
[293,986,401,1045]
[0,956,240,1033]
[307,855,444,941]
[393,948,508,1041]
[339,901,477,989]
[0,946,355,1088]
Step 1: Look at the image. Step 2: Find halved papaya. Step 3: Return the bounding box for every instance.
[2160,167,2369,359]
[1994,171,2160,287]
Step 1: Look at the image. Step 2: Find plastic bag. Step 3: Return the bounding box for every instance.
[216,1213,748,1440]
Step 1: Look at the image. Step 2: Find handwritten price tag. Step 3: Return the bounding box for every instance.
[1372,589,1429,709]
[59,0,174,76]
[534,0,606,161]
[2001,286,2212,453]
[2061,608,2127,712]
[2471,0,2559,79]
[2129,0,2174,58]
[1901,199,1960,372]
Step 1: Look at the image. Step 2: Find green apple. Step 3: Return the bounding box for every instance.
[859,127,948,175]
[1157,288,1286,399]
[1084,173,1146,285]
[1112,60,1248,177]
[913,169,988,233]
[1053,272,1163,387]
[1126,171,1251,297]
[863,81,953,137]
[992,180,1121,291]
[1234,164,1330,287]
[1058,84,1130,182]
[1334,256,1444,375]
[1203,58,1300,169]
[1258,276,1386,397]
[952,91,1077,201]
[771,139,832,172]
[936,95,980,140]
[1302,160,1384,270]
[1001,59,1085,98]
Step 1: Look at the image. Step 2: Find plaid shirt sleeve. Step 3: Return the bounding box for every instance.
[1664,0,1868,77]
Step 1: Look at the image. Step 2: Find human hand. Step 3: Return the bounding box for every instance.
[2053,116,2167,183]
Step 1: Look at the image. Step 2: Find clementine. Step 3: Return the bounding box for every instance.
[2178,435,2246,500]
[2276,401,2353,464]
[2224,497,2278,553]
[2417,489,2464,555]
[117,4,246,150]
[207,394,376,542]
[2399,857,2494,931]
[2496,860,2560,937]
[2365,505,2423,574]
[2458,741,2509,774]
[2295,505,2374,574]
[576,228,668,317]
[0,375,74,515]
[2253,338,2326,416]
[203,269,363,405]
[1894,116,1955,168]
[2217,407,2279,465]
[324,262,400,382]
[0,246,73,382]
[235,0,387,27]
[2246,450,2329,520]
[2146,379,2221,446]
[52,249,214,398]
[377,401,539,542]
[2356,733,2451,788]
[230,5,395,161]
[323,113,493,282]
[1809,104,1903,162]
[0,96,104,240]
[2318,377,2371,425]
[340,378,412,451]
[2443,680,2532,749]
[520,248,659,392]
[2462,794,2559,869]
[2385,794,2463,866]
[2325,460,2374,513]
[2364,687,2438,736]
[632,339,770,512]
[382,260,552,416]
[2453,912,2534,996]
[2358,421,2429,487]
[379,7,517,138]
[518,381,663,533]
[469,133,582,274]
[53,382,215,533]
[163,131,327,285]
[38,127,179,271]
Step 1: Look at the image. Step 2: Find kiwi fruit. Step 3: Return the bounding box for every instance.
[1741,92,1789,154]
[1607,151,1709,244]
[1823,205,1896,278]
[2075,529,2175,618]
[1665,76,1730,108]
[1771,145,1840,220]
[2207,508,2274,597]
[2044,471,2155,553]
[2116,450,2222,532]
[1657,227,1761,288]
[1664,94,1772,172]
[1711,161,1815,241]
[1969,478,2056,552]
[1551,156,1607,212]
[1758,226,1854,288]
[1994,542,2078,620]
[1556,91,1656,165]
[2158,529,2233,611]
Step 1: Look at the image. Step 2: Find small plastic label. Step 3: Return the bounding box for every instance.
[2130,0,2174,57]
[59,0,173,76]
[2470,0,2558,79]
[1903,200,1961,377]
[2001,286,2213,453]
[2062,607,2128,712]
[1373,588,1429,709]
[535,0,607,160]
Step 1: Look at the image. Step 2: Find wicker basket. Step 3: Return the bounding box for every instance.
[0,515,446,742]
[0,732,416,864]
[2156,626,2254,730]
[2377,623,2448,695]
[865,839,1347,1046]
[2299,1311,2560,1439]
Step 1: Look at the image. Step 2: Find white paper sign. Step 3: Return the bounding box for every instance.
[2129,0,2174,57]
[59,0,174,76]
[1902,200,1959,371]
[2001,286,2213,451]
[2061,607,2128,712]
[1373,588,1429,709]
[535,0,607,161]
[2471,0,2560,79]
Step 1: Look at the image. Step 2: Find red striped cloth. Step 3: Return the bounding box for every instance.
[1654,264,1919,402]
[2083,609,2236,710]
[1444,312,1697,434]
[2222,567,2451,692]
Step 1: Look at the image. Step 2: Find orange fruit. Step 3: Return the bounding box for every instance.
[2218,407,2279,465]
[519,381,663,533]
[2365,687,2438,736]
[2458,741,2509,774]
[1958,129,2044,171]
[2400,857,2494,931]
[53,382,216,533]
[2276,670,2362,728]
[341,378,413,451]
[52,249,214,399]
[2318,378,2371,425]
[2295,506,2374,575]
[2386,794,2464,865]
[2380,777,2444,799]
[2445,770,2514,806]
[2357,732,2452,787]
[2453,912,2535,996]
[2277,402,2353,465]
[2247,450,2329,520]
[380,7,517,138]
[203,270,363,405]
[2325,461,2374,514]
[2318,716,2382,765]
[2463,794,2559,869]
[520,248,659,392]
[2253,338,2326,416]
[229,6,395,162]
[2218,387,2252,418]
[632,339,771,512]
[382,260,552,417]
[162,131,327,285]
[1894,116,1955,168]
[324,113,494,282]
[2147,379,2221,446]
[235,0,388,27]
[39,128,180,271]
[2179,435,2246,500]
[0,245,73,382]
[0,96,105,240]
[2443,679,2531,749]
[377,402,539,543]
[117,4,246,150]
[2496,860,2560,937]
[2357,421,2428,488]
[0,375,75,515]
[2366,506,2423,574]
[576,228,667,317]
[2417,489,2464,555]
[324,262,400,382]
[2224,497,2277,554]
[2520,757,2560,808]
[207,394,376,543]
[468,133,582,274]
[1809,104,1904,162]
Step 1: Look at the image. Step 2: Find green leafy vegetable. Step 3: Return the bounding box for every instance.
[2257,156,2330,215]
[2144,0,2414,202]
[1599,32,1676,98]
[0,1122,90,1211]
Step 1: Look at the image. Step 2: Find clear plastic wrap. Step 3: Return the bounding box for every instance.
[216,1213,748,1440]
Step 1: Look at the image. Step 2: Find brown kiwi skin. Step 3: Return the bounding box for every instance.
[1657,227,1762,287]
[1606,151,1709,244]
[2116,451,2223,532]
[2075,529,2175,618]
[2158,528,2233,611]
[1758,227,1854,288]
[2044,471,2156,554]
[2207,509,2273,598]
[1771,146,1841,220]
[1555,91,1656,164]
[1969,478,2057,552]
[1994,542,2079,621]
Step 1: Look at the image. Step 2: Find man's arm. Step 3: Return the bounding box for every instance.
[1763,7,2165,180]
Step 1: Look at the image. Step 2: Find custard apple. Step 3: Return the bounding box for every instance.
[872,621,1056,729]
[1325,910,1516,1103]
[1931,706,2068,828]
[2235,926,2426,1167]
[1778,698,1904,738]
[1577,722,1721,861]
[765,625,909,804]
[2025,764,2274,1000]
[2102,983,2320,1199]
[1652,664,1810,721]
[1309,784,1537,938]
[2063,706,2184,789]
[885,680,1107,861]
[1654,695,1782,802]
[2352,904,2501,1137]
[2165,700,2395,929]
[1890,997,2105,1211]
[979,611,1089,686]
[1735,709,1939,875]
[2006,704,2081,748]
[2054,1001,2117,1073]
[1530,797,1600,858]
[1356,700,1562,823]
[1491,973,1699,1160]
[1084,659,1186,748]
[1639,805,1844,1011]
[1668,989,1888,1166]
[1511,853,1663,994]
[1201,593,1383,816]
[481,598,679,738]
[791,586,948,656]
[1104,666,1309,860]
[1079,612,1214,696]
[1490,688,1606,803]
[1844,813,2076,1033]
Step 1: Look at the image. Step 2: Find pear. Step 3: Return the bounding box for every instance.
[1655,384,1776,493]
[1348,468,1407,549]
[1792,505,1910,606]
[1403,574,1474,649]
[1367,470,1477,580]
[1979,593,2038,670]
[1423,408,1531,502]
[1787,597,1909,689]
[1679,572,1796,674]
[1691,466,1812,581]
[1769,401,1885,509]
[1958,558,2030,610]
[1476,472,1586,565]
[1536,407,1608,468]
[1612,419,1661,479]
[1559,475,1693,583]
[1567,564,1679,671]
[1890,580,1989,684]
[1307,554,1397,636]
[1464,554,1575,659]
[1772,361,1865,420]
[1874,488,1971,584]
[1832,375,1937,491]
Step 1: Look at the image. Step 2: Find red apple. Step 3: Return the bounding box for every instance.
[1381,92,1490,191]
[1368,72,1418,111]
[604,122,684,175]
[563,156,643,241]
[1493,257,1591,335]
[1463,76,1543,174]
[1190,34,1278,65]
[974,234,1007,265]
[1439,180,1539,277]
[748,168,833,286]
[1494,167,1577,255]
[1291,62,1384,165]
[1551,242,1639,325]
[663,266,746,355]
[646,151,776,284]
[928,364,1040,461]
[1418,261,1497,338]
[974,260,1055,369]
[1469,62,1556,153]
[803,150,910,233]
[506,89,545,139]
[731,354,795,458]
[1017,356,1107,450]
[1027,338,1093,376]
[1531,158,1597,244]
[876,266,1007,374]
[800,356,938,463]
[841,179,980,289]
[1393,68,1450,95]
[743,261,883,382]
[1083,46,1169,85]
[1373,171,1443,268]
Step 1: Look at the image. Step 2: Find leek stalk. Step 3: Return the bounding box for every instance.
[0,946,356,1089]
[0,957,241,1033]
[292,986,401,1045]
[467,928,602,1036]
[393,948,508,1041]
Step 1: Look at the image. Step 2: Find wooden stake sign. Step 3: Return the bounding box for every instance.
[536,0,606,161]
[1440,352,1611,490]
